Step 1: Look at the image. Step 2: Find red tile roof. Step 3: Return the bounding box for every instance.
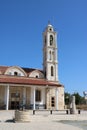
[0,66,9,74]
[0,66,43,75]
[0,75,63,87]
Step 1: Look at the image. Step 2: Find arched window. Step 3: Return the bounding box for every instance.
[14,71,18,76]
[45,36,46,44]
[49,28,52,31]
[49,51,51,60]
[51,66,54,76]
[36,75,39,78]
[44,67,46,78]
[52,51,55,61]
[50,35,53,46]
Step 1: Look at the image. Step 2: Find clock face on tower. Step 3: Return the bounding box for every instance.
[50,35,53,46]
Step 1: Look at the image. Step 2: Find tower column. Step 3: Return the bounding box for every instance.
[55,88,58,110]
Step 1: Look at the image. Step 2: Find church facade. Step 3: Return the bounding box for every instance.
[0,24,64,110]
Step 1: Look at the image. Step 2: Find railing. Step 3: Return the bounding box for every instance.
[33,109,70,115]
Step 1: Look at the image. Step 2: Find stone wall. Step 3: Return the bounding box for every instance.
[46,88,56,110]
[58,87,64,110]
[46,87,64,110]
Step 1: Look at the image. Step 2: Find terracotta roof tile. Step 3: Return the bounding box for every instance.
[0,66,43,75]
[0,75,63,87]
[0,66,9,74]
[22,67,44,76]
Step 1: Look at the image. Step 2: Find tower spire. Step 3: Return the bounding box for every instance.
[48,20,50,25]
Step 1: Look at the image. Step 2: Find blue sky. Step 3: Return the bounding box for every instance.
[0,0,87,95]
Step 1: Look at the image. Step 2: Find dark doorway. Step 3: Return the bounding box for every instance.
[11,101,19,110]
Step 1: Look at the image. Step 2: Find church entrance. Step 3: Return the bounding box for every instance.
[10,91,20,110]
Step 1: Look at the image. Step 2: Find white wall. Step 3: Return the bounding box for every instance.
[29,70,44,78]
[5,66,26,76]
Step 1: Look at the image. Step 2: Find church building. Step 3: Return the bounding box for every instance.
[0,23,64,110]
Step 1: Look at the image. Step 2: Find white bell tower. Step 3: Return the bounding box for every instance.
[43,23,58,82]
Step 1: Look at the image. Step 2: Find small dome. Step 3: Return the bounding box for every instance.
[47,23,54,31]
[47,21,53,27]
[48,23,53,27]
[44,22,54,32]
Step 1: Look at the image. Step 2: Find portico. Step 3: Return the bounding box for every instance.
[0,83,60,110]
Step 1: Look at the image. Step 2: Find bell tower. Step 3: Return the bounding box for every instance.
[43,23,58,82]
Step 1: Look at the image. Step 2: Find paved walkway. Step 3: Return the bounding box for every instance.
[0,121,83,130]
[0,110,87,130]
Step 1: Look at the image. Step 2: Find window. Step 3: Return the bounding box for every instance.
[14,72,18,76]
[36,75,39,78]
[45,36,46,44]
[49,51,51,60]
[50,35,53,46]
[49,28,52,31]
[44,67,46,78]
[45,71,46,77]
[35,90,41,102]
[51,66,54,76]
[52,51,55,61]
[51,97,55,107]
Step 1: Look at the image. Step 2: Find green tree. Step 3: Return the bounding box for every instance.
[65,92,71,105]
[72,92,85,105]
[65,92,85,105]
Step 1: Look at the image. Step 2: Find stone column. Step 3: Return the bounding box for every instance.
[4,86,7,106]
[33,87,36,110]
[55,88,58,110]
[70,96,76,114]
[6,85,10,110]
[23,87,26,105]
